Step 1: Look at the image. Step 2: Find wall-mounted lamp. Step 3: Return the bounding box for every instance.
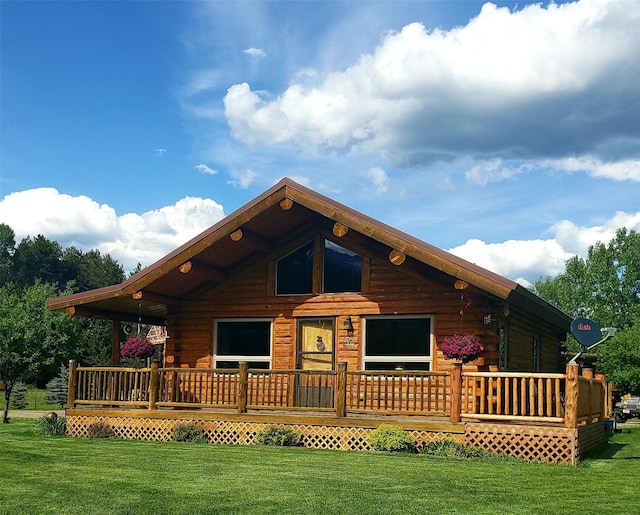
[454,280,469,290]
[343,315,354,332]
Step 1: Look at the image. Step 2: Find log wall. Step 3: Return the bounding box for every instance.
[164,248,563,373]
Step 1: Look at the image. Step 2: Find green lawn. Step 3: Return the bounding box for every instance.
[1,419,639,515]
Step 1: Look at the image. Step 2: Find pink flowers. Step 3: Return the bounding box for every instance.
[441,333,482,363]
[120,336,155,360]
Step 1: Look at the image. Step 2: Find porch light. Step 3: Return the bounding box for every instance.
[343,316,354,332]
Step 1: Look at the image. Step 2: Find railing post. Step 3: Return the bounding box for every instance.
[336,362,347,418]
[564,363,579,428]
[449,361,462,424]
[67,360,77,409]
[583,368,594,423]
[148,360,159,410]
[595,372,606,419]
[238,362,248,413]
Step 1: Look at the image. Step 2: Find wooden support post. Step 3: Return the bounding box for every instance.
[583,368,594,423]
[449,361,462,424]
[336,362,347,418]
[595,372,607,419]
[148,360,159,411]
[238,362,248,413]
[111,320,121,367]
[67,360,77,409]
[564,363,579,428]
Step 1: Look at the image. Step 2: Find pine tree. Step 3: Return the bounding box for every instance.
[45,365,69,408]
[10,382,28,409]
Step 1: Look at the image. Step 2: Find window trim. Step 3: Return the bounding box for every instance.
[213,318,273,369]
[362,315,434,371]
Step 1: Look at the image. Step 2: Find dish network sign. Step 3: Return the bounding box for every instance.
[570,317,602,348]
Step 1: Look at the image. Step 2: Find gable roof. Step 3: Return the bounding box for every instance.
[47,178,571,329]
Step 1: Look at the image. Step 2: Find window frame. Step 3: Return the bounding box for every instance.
[362,315,434,371]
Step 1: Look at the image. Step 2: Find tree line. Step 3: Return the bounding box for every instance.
[0,223,132,422]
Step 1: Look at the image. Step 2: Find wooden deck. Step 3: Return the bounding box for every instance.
[64,360,610,464]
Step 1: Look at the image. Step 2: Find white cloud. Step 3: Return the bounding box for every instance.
[195,163,218,175]
[448,210,640,284]
[364,167,389,193]
[183,69,221,97]
[223,0,640,170]
[154,148,167,157]
[465,159,533,185]
[549,212,640,256]
[0,188,225,272]
[449,238,572,286]
[544,157,640,182]
[243,47,266,58]
[227,169,257,189]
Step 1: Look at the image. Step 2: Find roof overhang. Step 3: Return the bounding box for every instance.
[47,178,571,331]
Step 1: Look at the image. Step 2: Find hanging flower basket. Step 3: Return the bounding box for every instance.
[440,333,482,363]
[121,336,156,360]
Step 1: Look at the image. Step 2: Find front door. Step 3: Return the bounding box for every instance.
[295,318,334,407]
[297,318,334,371]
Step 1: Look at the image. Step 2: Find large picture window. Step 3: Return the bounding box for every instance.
[276,238,362,295]
[214,319,272,369]
[363,316,433,371]
[323,240,362,293]
[276,241,314,295]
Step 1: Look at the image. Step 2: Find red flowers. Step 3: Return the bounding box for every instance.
[441,333,482,363]
[120,336,155,360]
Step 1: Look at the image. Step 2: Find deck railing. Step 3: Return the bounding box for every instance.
[346,370,448,415]
[460,372,565,424]
[67,361,606,428]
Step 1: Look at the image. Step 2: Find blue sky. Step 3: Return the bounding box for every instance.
[1,0,639,284]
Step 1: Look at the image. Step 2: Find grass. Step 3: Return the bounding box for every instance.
[1,419,640,515]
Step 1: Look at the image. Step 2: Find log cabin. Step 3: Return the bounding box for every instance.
[47,178,608,463]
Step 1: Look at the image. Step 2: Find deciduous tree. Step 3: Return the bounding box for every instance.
[533,228,640,390]
[0,282,79,423]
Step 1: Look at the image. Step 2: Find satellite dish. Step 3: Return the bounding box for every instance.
[570,317,602,348]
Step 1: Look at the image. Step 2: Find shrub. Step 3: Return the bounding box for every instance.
[36,413,66,437]
[418,439,514,460]
[87,421,114,439]
[367,424,415,452]
[255,426,301,446]
[173,423,207,443]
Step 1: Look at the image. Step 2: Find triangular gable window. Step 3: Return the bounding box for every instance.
[323,240,362,293]
[276,241,314,294]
